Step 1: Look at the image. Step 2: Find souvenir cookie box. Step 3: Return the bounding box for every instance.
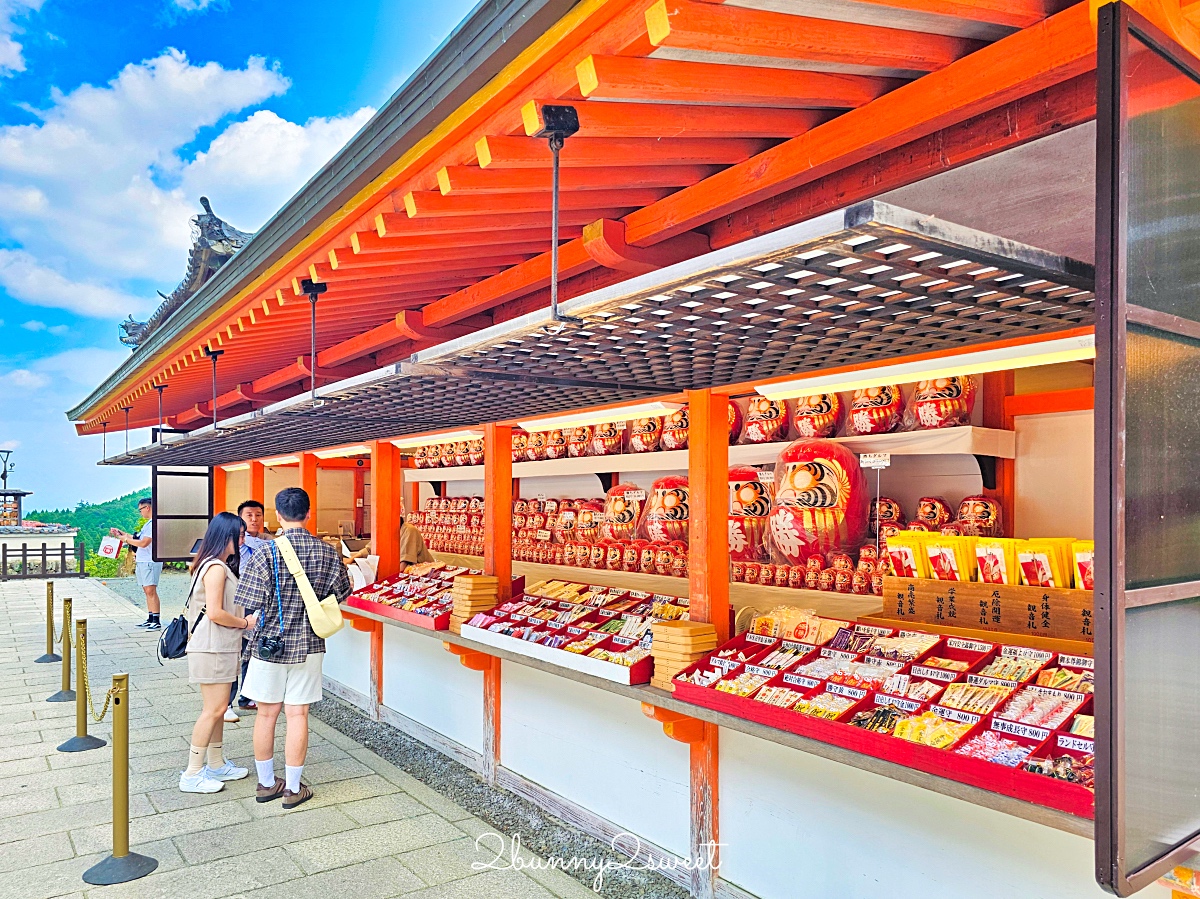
[670,625,1096,816]
[345,562,480,629]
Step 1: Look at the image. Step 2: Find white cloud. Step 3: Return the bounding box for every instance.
[0,0,41,77]
[48,323,66,335]
[0,440,19,450]
[21,319,43,330]
[0,49,374,319]
[4,368,48,388]
[172,0,220,10]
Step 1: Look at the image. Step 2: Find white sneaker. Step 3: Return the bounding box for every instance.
[223,708,240,723]
[203,761,248,782]
[180,771,225,793]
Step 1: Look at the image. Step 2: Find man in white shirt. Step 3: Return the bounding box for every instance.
[110,497,163,630]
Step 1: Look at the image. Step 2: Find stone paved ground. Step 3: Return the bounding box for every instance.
[0,577,604,899]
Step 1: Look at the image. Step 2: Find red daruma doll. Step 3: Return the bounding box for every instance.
[413,445,430,469]
[575,502,604,544]
[544,429,568,460]
[511,430,529,463]
[601,483,645,542]
[768,439,869,565]
[661,407,689,451]
[956,495,1003,537]
[639,475,690,544]
[591,421,623,456]
[848,385,904,435]
[743,397,788,443]
[628,417,663,453]
[909,375,977,430]
[526,431,548,462]
[728,401,743,444]
[568,425,592,458]
[728,465,770,562]
[467,438,484,466]
[792,394,842,439]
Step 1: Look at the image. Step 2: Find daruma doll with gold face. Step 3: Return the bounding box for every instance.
[591,421,623,456]
[467,438,484,466]
[600,483,645,542]
[956,494,1003,537]
[639,475,690,544]
[848,385,904,435]
[768,439,869,564]
[791,394,842,439]
[728,401,743,444]
[568,425,592,458]
[661,407,689,451]
[526,431,548,462]
[910,375,977,429]
[743,397,788,443]
[511,430,529,463]
[869,496,905,538]
[544,429,568,460]
[453,441,470,467]
[413,445,430,469]
[728,465,770,562]
[628,417,663,453]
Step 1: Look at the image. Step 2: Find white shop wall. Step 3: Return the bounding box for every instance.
[1014,409,1094,540]
[264,465,299,530]
[518,474,604,499]
[322,625,371,703]
[381,627,483,755]
[223,467,250,512]
[317,468,356,536]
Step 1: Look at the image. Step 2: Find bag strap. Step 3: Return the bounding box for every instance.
[275,535,320,606]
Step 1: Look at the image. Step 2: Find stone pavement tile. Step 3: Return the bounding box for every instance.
[0,761,114,798]
[145,775,260,813]
[71,796,254,853]
[0,793,154,842]
[302,756,375,786]
[397,836,502,887]
[174,804,359,865]
[0,785,59,819]
[243,773,400,820]
[0,754,48,777]
[0,729,43,748]
[0,735,70,761]
[404,869,558,899]
[338,790,429,827]
[341,748,474,823]
[452,820,606,899]
[82,846,303,899]
[0,691,38,708]
[32,703,78,722]
[237,856,424,899]
[286,813,467,875]
[0,708,36,727]
[0,830,75,874]
[5,837,182,899]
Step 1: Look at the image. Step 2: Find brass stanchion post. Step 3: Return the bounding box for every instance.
[47,598,75,702]
[35,581,61,663]
[58,619,106,752]
[82,674,156,885]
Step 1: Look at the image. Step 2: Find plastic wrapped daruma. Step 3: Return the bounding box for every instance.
[847,385,904,436]
[526,431,548,462]
[567,425,592,458]
[768,439,869,564]
[600,483,646,542]
[908,375,977,430]
[869,497,905,538]
[467,438,484,466]
[453,440,471,467]
[638,475,690,544]
[544,429,568,460]
[791,394,842,439]
[743,397,788,444]
[628,417,663,453]
[661,407,689,451]
[552,507,578,544]
[728,401,743,445]
[956,494,1003,537]
[511,430,529,463]
[575,501,604,544]
[728,465,770,563]
[413,445,430,469]
[591,422,623,456]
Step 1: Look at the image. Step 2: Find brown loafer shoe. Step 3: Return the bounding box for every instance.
[256,777,285,803]
[282,782,313,810]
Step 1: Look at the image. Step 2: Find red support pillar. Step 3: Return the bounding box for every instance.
[371,440,402,578]
[249,460,266,505]
[299,453,318,534]
[212,466,227,516]
[481,423,512,785]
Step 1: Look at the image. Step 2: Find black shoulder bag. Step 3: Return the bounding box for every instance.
[157,565,208,664]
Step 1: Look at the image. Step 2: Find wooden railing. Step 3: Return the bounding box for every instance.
[0,542,87,580]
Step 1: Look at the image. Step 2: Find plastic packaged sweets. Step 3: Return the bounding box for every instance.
[921,657,970,672]
[1069,714,1095,737]
[793,656,849,680]
[892,711,972,748]
[715,672,771,696]
[1035,666,1094,693]
[996,687,1083,729]
[955,732,1034,767]
[677,667,723,687]
[755,686,806,708]
[588,646,651,666]
[977,656,1043,682]
[1024,753,1094,789]
[850,706,903,734]
[565,633,607,654]
[756,645,812,670]
[793,692,855,720]
[940,682,1012,715]
[827,662,896,690]
[867,633,938,663]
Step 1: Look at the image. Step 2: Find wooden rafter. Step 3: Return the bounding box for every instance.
[687,0,1061,29]
[351,226,582,254]
[436,164,718,194]
[403,187,672,217]
[375,209,624,238]
[520,99,830,139]
[476,134,771,167]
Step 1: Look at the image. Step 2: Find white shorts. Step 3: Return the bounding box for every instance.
[136,561,163,586]
[241,653,324,706]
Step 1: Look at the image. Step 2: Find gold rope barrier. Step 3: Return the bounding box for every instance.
[47,598,74,703]
[56,619,109,753]
[35,581,61,664]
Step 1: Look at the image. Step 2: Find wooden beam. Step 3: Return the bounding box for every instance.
[404,187,671,217]
[647,0,982,72]
[481,421,511,787]
[250,460,265,505]
[376,209,626,237]
[422,239,596,328]
[521,98,829,139]
[307,260,526,285]
[371,439,402,579]
[581,218,710,273]
[843,0,1059,30]
[299,452,318,534]
[328,244,549,270]
[393,309,486,342]
[687,388,730,643]
[476,134,770,168]
[690,723,719,899]
[436,164,717,194]
[212,465,227,515]
[251,357,313,395]
[623,2,1096,246]
[316,321,409,369]
[577,55,902,108]
[352,226,582,254]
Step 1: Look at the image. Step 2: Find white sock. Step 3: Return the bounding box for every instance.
[184,744,206,777]
[206,742,225,769]
[255,758,275,788]
[285,764,303,792]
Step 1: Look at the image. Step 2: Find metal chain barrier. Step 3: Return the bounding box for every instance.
[79,630,117,723]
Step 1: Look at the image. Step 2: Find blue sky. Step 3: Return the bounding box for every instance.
[0,0,479,511]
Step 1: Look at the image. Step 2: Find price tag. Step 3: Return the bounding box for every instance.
[827,683,867,701]
[1057,653,1094,670]
[821,648,858,662]
[651,594,678,603]
[537,493,547,501]
[782,641,815,655]
[947,638,995,654]
[910,665,958,683]
[567,626,586,635]
[855,624,894,636]
[629,591,651,599]
[746,633,775,645]
[712,658,741,672]
[1001,646,1053,662]
[991,718,1050,743]
[1026,685,1086,704]
[967,673,1019,690]
[1058,733,1094,753]
[757,468,775,484]
[931,705,981,726]
[784,673,821,690]
[874,693,922,713]
[859,453,892,470]
[627,490,647,501]
[535,529,552,542]
[611,636,636,647]
[863,656,905,671]
[746,664,777,678]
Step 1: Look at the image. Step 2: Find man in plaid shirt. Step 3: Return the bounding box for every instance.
[235,487,351,809]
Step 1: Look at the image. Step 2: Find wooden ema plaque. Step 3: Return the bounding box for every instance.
[880,577,1094,643]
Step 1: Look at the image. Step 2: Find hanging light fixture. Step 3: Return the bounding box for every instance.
[300,279,328,407]
[531,105,580,325]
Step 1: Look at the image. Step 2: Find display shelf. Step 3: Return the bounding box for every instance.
[857,615,1094,658]
[342,599,1092,838]
[404,427,1016,483]
[431,552,885,621]
[462,623,652,685]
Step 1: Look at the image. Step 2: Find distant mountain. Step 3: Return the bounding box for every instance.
[26,489,148,558]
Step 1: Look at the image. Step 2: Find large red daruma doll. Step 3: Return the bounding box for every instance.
[600,483,645,542]
[909,375,977,429]
[575,501,604,544]
[792,394,842,439]
[728,466,770,562]
[768,439,869,563]
[743,397,788,443]
[848,385,904,435]
[728,401,743,445]
[638,475,690,544]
